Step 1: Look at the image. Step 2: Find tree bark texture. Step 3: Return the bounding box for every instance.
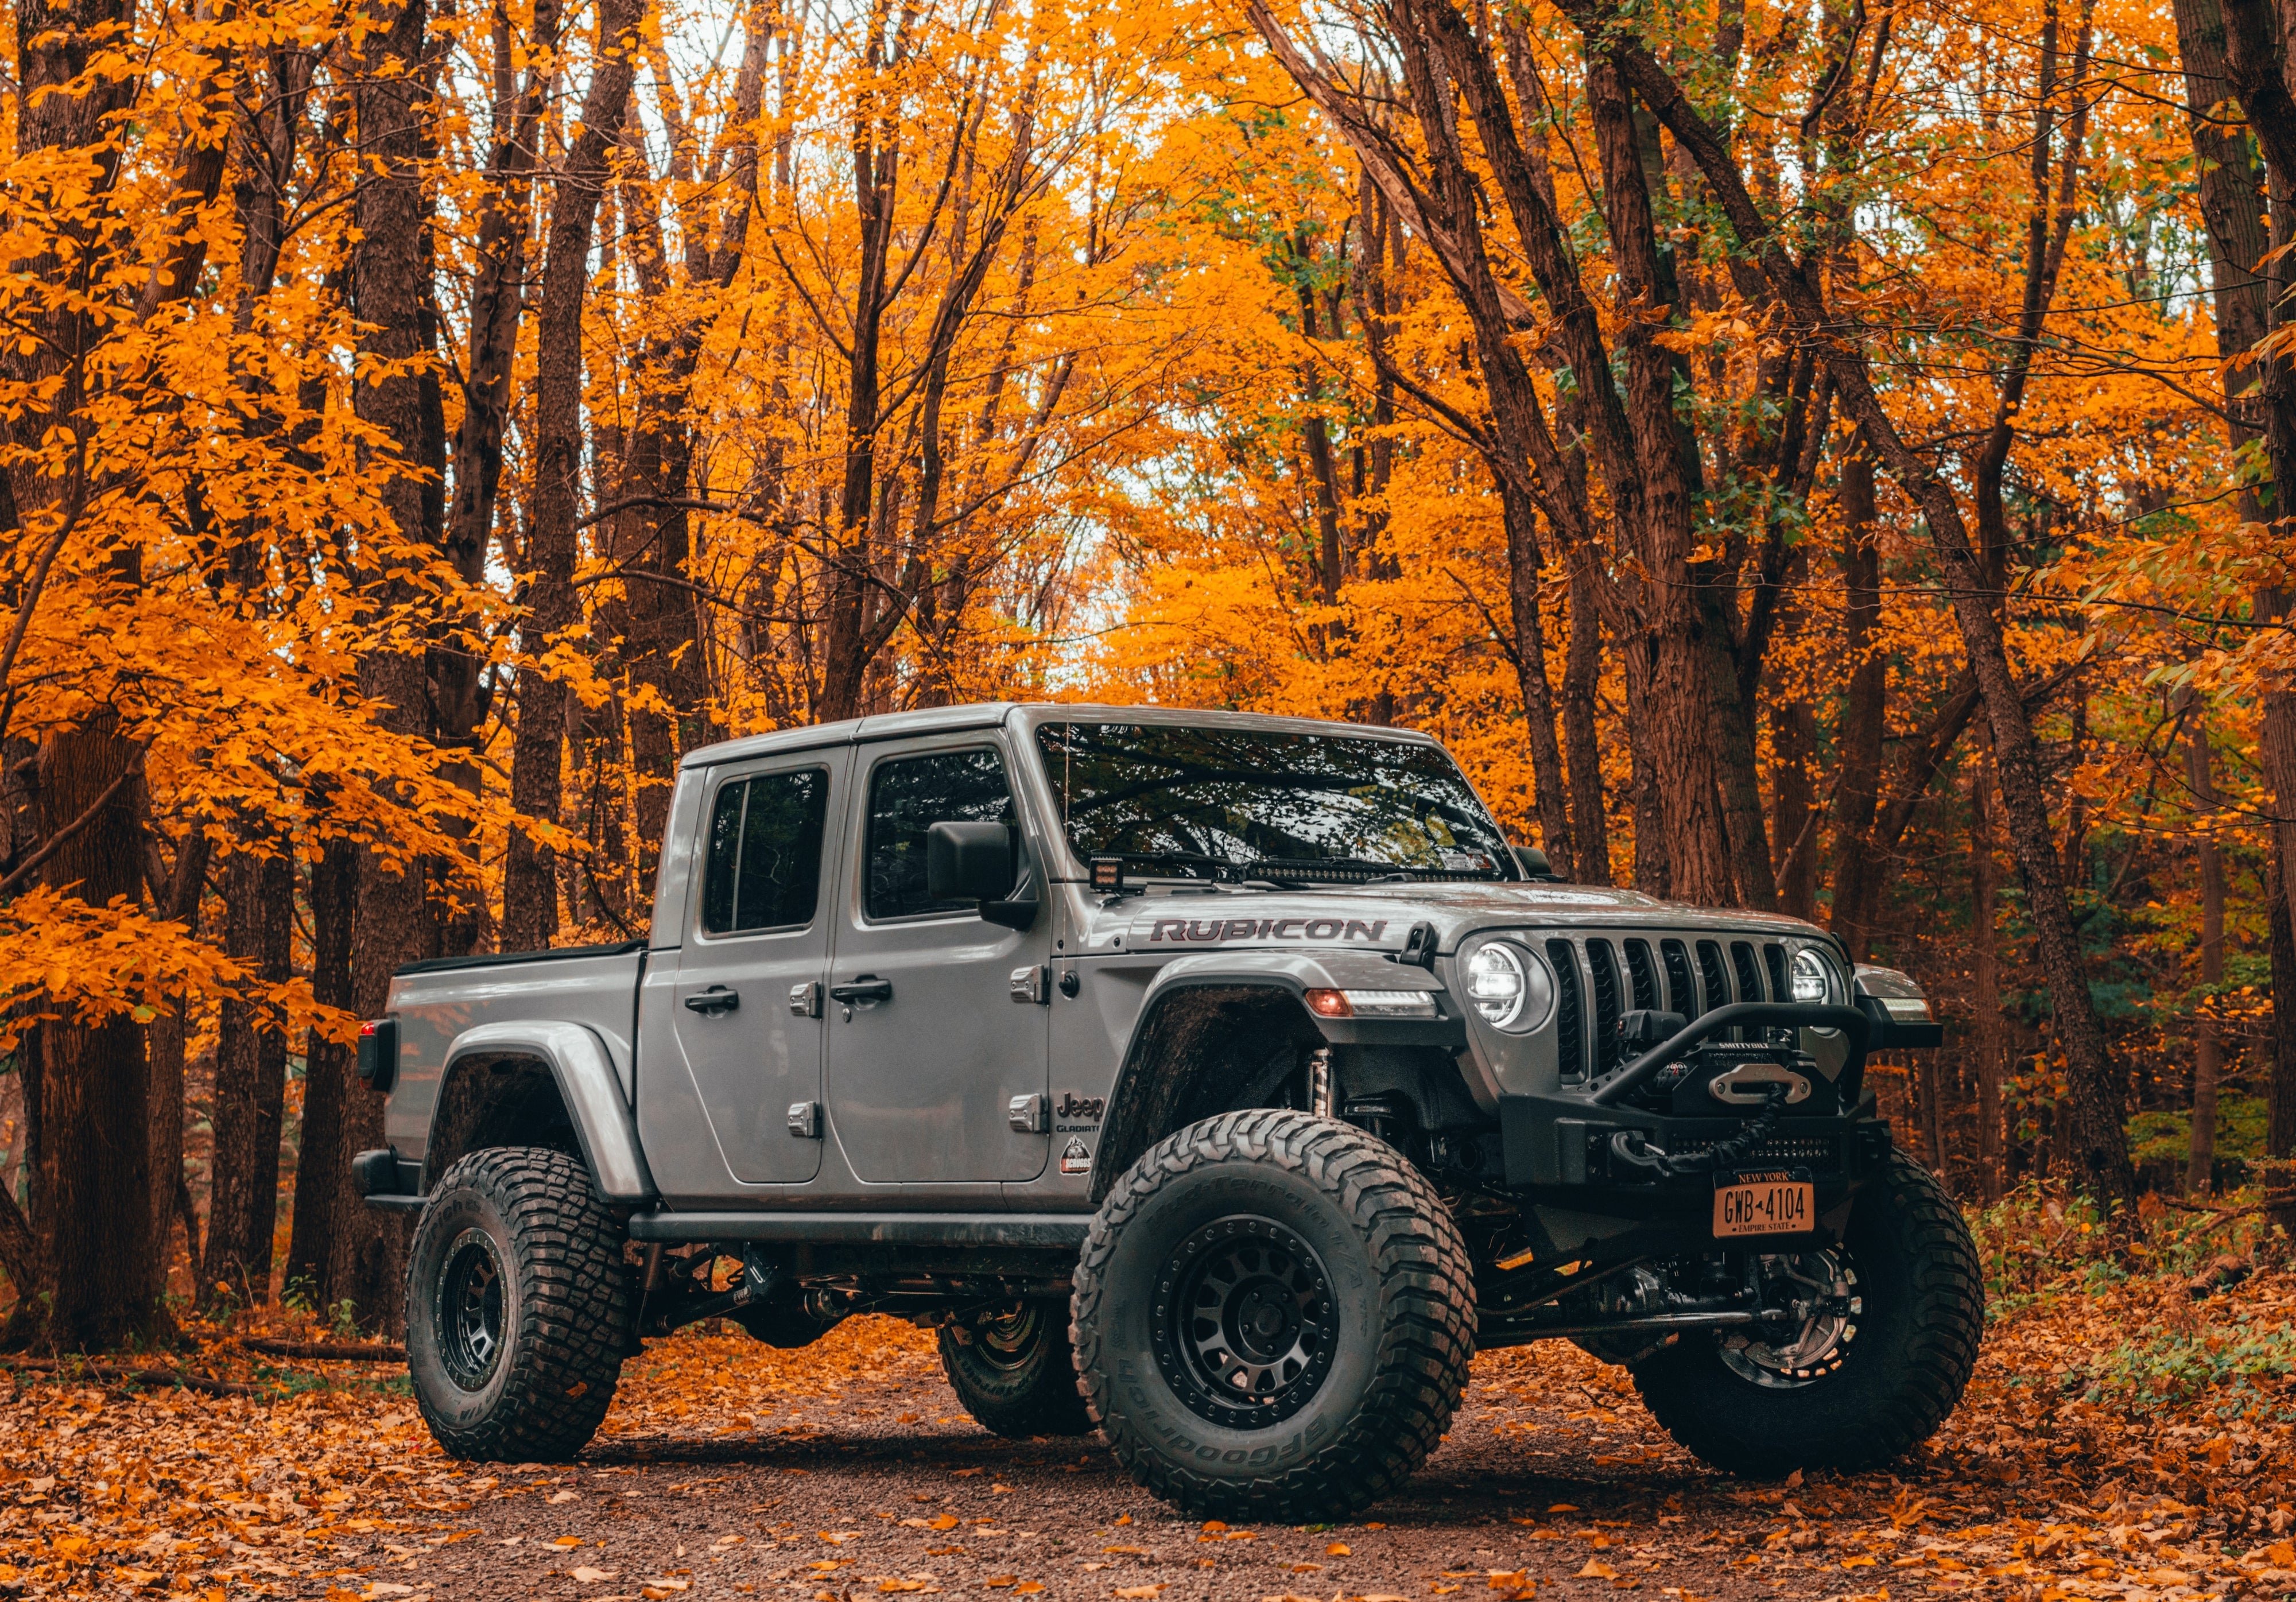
[204,840,292,1308]
[1500,482,1574,867]
[1562,559,1611,885]
[1772,700,1820,921]
[333,0,441,1335]
[23,715,161,1349]
[285,833,356,1302]
[145,829,208,1292]
[2185,703,2227,1195]
[1971,763,2007,1202]
[815,3,909,723]
[2267,856,2296,1233]
[502,0,644,953]
[1828,447,1886,958]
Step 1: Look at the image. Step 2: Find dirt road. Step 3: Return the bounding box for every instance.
[3,1308,2286,1602]
[173,1322,2276,1601]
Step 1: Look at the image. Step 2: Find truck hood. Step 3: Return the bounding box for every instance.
[1072,880,1829,957]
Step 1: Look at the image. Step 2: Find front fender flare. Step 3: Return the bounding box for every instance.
[432,1021,657,1203]
[1088,949,1465,1200]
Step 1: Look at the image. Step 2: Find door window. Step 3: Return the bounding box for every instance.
[700,768,829,934]
[863,747,1015,920]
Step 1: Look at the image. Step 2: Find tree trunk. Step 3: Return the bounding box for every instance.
[2267,855,2296,1235]
[245,847,294,1297]
[203,847,267,1308]
[331,0,441,1336]
[145,829,208,1298]
[1772,700,1819,920]
[816,22,907,724]
[1562,558,1611,884]
[502,0,643,952]
[1971,762,2006,1203]
[1828,447,1886,959]
[18,713,165,1350]
[286,834,356,1304]
[1700,599,1775,910]
[1626,646,1670,898]
[1501,482,1574,867]
[202,832,297,1307]
[2186,701,2226,1195]
[1919,1056,1949,1181]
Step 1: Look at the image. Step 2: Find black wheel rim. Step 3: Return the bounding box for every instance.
[437,1228,508,1391]
[972,1305,1044,1373]
[1151,1215,1336,1430]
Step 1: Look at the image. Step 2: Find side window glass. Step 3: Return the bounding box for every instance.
[699,768,828,935]
[701,780,744,933]
[864,748,1014,920]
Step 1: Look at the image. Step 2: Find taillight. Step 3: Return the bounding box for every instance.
[355,1018,400,1092]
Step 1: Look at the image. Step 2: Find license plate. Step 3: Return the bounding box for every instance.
[1712,1171,1814,1238]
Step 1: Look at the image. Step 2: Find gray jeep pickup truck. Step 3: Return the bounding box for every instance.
[354,703,1979,1518]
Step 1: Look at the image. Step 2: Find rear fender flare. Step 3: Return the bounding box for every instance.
[1088,951,1464,1201]
[428,1021,657,1203]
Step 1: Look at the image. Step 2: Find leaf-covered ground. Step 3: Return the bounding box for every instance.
[5,1196,2295,1602]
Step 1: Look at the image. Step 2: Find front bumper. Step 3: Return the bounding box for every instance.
[1491,1000,1891,1260]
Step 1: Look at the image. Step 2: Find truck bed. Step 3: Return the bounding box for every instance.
[383,941,650,1171]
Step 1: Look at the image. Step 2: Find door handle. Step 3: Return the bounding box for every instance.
[828,976,893,1004]
[683,986,739,1015]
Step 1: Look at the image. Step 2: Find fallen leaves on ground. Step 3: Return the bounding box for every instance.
[1,1192,2293,1598]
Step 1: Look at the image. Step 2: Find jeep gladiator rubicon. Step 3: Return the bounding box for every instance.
[355,703,1980,1518]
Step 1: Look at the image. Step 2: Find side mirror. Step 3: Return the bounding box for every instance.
[1512,844,1560,882]
[926,820,1018,903]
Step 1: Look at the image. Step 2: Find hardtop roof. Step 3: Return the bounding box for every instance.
[677,701,1442,769]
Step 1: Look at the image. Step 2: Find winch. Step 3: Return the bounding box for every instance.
[1619,1039,1839,1118]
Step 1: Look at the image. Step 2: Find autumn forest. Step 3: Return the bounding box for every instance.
[0,0,2292,1356]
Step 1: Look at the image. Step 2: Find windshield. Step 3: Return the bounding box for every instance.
[1034,721,1516,882]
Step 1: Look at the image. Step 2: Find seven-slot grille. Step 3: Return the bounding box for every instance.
[1545,932,1795,1082]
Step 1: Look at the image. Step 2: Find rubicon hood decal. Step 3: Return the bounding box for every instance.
[1137,914,1396,945]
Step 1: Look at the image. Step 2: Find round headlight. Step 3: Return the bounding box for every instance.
[1789,948,1836,1004]
[1465,942,1528,1028]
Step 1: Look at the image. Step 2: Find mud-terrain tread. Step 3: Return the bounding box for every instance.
[1072,1109,1476,1522]
[938,1308,1097,1440]
[410,1146,632,1462]
[1631,1149,1983,1476]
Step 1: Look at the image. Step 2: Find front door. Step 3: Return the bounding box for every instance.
[666,751,846,1186]
[826,739,1051,1185]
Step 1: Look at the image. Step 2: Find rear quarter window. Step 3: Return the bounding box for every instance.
[700,767,829,934]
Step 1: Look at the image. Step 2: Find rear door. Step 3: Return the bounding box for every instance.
[825,738,1052,1186]
[664,750,848,1185]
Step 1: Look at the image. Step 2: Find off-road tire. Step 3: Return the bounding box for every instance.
[1072,1110,1475,1522]
[1630,1149,1983,1476]
[406,1146,633,1461]
[938,1302,1096,1438]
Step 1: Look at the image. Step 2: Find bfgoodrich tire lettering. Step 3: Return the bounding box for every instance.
[1072,1110,1476,1521]
[1630,1149,1984,1476]
[406,1146,634,1461]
